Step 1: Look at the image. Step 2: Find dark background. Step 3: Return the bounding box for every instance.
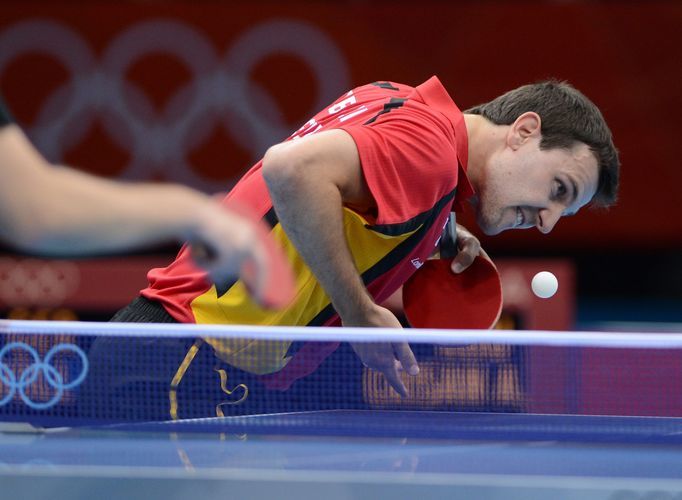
[1,0,680,327]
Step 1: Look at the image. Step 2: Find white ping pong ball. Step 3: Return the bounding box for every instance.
[531,271,558,299]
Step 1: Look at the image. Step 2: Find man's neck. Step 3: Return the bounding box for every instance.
[462,114,505,190]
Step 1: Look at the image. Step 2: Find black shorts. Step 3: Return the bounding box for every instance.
[80,297,277,421]
[79,297,366,422]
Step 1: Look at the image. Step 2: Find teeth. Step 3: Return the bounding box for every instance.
[516,207,523,227]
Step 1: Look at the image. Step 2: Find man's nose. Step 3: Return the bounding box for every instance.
[536,205,562,234]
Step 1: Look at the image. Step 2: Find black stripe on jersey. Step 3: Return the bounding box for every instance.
[264,207,279,228]
[371,82,400,91]
[214,277,237,297]
[306,189,454,327]
[366,188,456,236]
[358,198,448,287]
[307,303,337,327]
[216,207,278,297]
[364,97,407,125]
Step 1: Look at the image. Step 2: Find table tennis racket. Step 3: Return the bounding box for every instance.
[402,214,502,329]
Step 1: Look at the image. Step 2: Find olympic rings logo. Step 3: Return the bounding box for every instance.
[0,342,89,410]
[0,18,350,191]
[0,258,80,307]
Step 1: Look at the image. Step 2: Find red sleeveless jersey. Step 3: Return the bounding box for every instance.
[142,76,473,389]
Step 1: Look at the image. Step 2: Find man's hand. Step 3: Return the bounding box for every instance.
[451,224,488,274]
[350,342,418,397]
[345,304,419,398]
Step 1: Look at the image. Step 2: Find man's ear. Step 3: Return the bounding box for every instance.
[508,112,542,150]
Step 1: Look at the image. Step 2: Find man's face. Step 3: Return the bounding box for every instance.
[474,136,599,236]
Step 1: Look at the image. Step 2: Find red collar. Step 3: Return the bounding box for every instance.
[414,76,474,211]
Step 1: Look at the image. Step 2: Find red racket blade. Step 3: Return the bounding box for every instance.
[403,256,502,329]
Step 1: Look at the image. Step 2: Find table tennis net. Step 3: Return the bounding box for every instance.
[2,320,682,428]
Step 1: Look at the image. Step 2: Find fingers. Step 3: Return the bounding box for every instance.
[190,239,237,285]
[190,202,254,282]
[451,226,482,274]
[189,241,214,270]
[382,362,409,398]
[451,253,473,274]
[383,343,419,397]
[351,342,419,398]
[393,342,419,376]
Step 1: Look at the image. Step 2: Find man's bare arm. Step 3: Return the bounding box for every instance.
[262,129,418,395]
[262,129,384,324]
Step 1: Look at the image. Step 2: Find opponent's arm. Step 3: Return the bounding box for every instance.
[0,124,277,305]
[262,129,418,395]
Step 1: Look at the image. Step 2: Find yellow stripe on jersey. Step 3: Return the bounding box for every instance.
[191,207,419,375]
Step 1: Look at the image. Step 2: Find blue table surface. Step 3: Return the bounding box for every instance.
[2,411,682,500]
[113,409,682,444]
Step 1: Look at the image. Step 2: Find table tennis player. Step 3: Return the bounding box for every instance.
[101,77,619,415]
[0,95,292,309]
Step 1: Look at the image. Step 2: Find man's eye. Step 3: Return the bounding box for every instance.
[555,180,567,198]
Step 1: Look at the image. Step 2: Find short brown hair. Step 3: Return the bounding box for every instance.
[465,80,619,207]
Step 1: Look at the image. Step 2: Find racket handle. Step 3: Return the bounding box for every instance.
[439,212,458,259]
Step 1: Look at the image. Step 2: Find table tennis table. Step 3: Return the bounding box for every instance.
[2,410,682,500]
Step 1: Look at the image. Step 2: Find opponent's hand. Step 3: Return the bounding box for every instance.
[190,204,261,282]
[451,224,488,274]
[344,304,419,397]
[190,202,292,309]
